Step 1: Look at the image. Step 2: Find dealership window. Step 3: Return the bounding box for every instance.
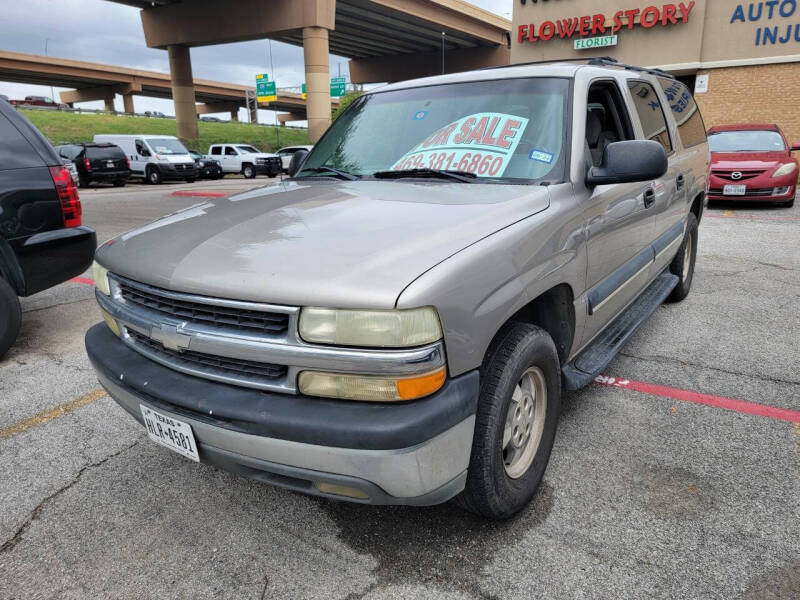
[627,81,673,154]
[657,78,707,148]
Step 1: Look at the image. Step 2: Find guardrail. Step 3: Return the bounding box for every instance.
[12,103,308,129]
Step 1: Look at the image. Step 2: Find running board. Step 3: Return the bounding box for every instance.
[562,272,679,391]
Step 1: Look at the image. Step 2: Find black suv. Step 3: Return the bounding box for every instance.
[54,142,131,188]
[0,99,97,358]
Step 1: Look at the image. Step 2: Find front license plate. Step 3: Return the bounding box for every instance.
[140,405,200,462]
[723,184,746,196]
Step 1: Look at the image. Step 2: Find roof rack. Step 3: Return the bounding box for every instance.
[481,56,676,80]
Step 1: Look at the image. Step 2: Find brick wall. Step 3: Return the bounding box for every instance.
[695,63,800,146]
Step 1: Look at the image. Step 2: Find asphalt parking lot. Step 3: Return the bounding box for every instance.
[1,183,798,599]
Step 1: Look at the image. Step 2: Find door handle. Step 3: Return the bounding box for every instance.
[643,187,656,208]
[676,174,685,190]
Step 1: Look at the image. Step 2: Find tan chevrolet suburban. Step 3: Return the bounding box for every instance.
[86,58,708,519]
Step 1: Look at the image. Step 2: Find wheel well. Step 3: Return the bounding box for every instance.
[691,193,703,224]
[508,284,575,363]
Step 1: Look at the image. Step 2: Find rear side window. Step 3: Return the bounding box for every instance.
[657,79,706,148]
[627,81,673,154]
[0,114,46,170]
[211,146,221,155]
[225,146,237,156]
[86,145,125,159]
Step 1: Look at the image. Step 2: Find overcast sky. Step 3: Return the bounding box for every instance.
[0,0,512,122]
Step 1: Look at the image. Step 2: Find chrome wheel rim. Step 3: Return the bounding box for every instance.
[503,366,547,479]
[682,233,692,280]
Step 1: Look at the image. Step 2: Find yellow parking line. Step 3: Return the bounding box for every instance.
[0,389,106,441]
[724,210,734,216]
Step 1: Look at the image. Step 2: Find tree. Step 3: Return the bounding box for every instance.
[332,90,363,120]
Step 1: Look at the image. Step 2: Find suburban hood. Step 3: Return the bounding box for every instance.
[98,180,550,308]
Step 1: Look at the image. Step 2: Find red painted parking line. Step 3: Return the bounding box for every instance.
[170,190,227,198]
[594,375,800,423]
[70,276,94,286]
[706,213,800,222]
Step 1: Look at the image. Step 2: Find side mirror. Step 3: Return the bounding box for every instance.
[586,140,667,186]
[790,143,800,152]
[288,149,309,177]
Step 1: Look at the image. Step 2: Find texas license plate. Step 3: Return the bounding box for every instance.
[723,184,746,196]
[140,405,199,462]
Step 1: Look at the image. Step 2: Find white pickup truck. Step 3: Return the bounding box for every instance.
[205,144,282,178]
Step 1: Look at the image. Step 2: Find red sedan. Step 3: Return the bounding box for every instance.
[707,124,799,207]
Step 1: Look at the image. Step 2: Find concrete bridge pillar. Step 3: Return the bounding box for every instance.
[302,26,331,142]
[122,94,135,114]
[168,44,198,139]
[104,96,116,113]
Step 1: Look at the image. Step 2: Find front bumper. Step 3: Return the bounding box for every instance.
[255,162,281,176]
[159,164,198,180]
[707,178,796,202]
[86,169,131,181]
[85,323,478,505]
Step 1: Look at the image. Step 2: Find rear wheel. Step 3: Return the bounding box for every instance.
[242,164,255,179]
[0,277,21,360]
[456,322,561,519]
[147,167,162,185]
[78,174,90,188]
[667,212,698,302]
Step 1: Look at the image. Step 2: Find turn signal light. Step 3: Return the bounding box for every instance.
[298,367,446,402]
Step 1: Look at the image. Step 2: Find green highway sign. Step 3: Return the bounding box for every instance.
[301,83,306,99]
[256,73,277,103]
[330,76,346,97]
[574,35,618,50]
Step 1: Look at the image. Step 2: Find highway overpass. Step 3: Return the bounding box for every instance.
[0,49,338,123]
[106,0,511,140]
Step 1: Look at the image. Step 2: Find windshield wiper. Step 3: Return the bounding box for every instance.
[372,168,477,183]
[296,166,360,181]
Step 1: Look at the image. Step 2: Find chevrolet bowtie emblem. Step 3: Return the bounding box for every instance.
[151,323,191,352]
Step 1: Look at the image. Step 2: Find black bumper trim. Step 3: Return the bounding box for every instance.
[85,323,479,450]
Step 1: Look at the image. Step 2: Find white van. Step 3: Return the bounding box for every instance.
[93,134,198,184]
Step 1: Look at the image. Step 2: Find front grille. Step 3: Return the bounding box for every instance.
[708,187,775,197]
[711,169,766,182]
[256,157,280,166]
[174,163,193,171]
[128,329,287,381]
[117,278,289,335]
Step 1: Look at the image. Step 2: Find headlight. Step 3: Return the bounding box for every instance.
[298,367,446,402]
[772,162,797,178]
[198,160,206,167]
[299,307,442,348]
[92,261,110,296]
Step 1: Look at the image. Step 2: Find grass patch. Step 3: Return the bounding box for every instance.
[21,109,308,153]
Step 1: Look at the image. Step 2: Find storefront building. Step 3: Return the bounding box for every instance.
[512,0,800,144]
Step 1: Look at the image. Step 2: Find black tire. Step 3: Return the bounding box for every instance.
[666,212,698,302]
[0,277,21,361]
[268,173,277,178]
[185,178,196,183]
[78,174,90,188]
[146,167,162,185]
[242,164,255,179]
[456,322,561,519]
[113,179,125,187]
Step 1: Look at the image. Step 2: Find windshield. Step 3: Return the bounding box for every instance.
[708,130,785,152]
[300,78,569,183]
[148,138,188,155]
[236,145,260,154]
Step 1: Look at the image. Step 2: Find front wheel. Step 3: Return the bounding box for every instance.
[0,277,21,360]
[147,167,162,185]
[457,322,561,519]
[242,164,255,179]
[666,212,698,302]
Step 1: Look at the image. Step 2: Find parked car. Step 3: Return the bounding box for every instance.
[706,124,799,207]
[94,134,197,184]
[8,95,68,109]
[54,142,131,188]
[144,111,166,118]
[206,144,281,178]
[277,145,314,172]
[86,59,706,519]
[188,149,223,179]
[61,157,79,184]
[0,99,96,359]
[199,116,221,122]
